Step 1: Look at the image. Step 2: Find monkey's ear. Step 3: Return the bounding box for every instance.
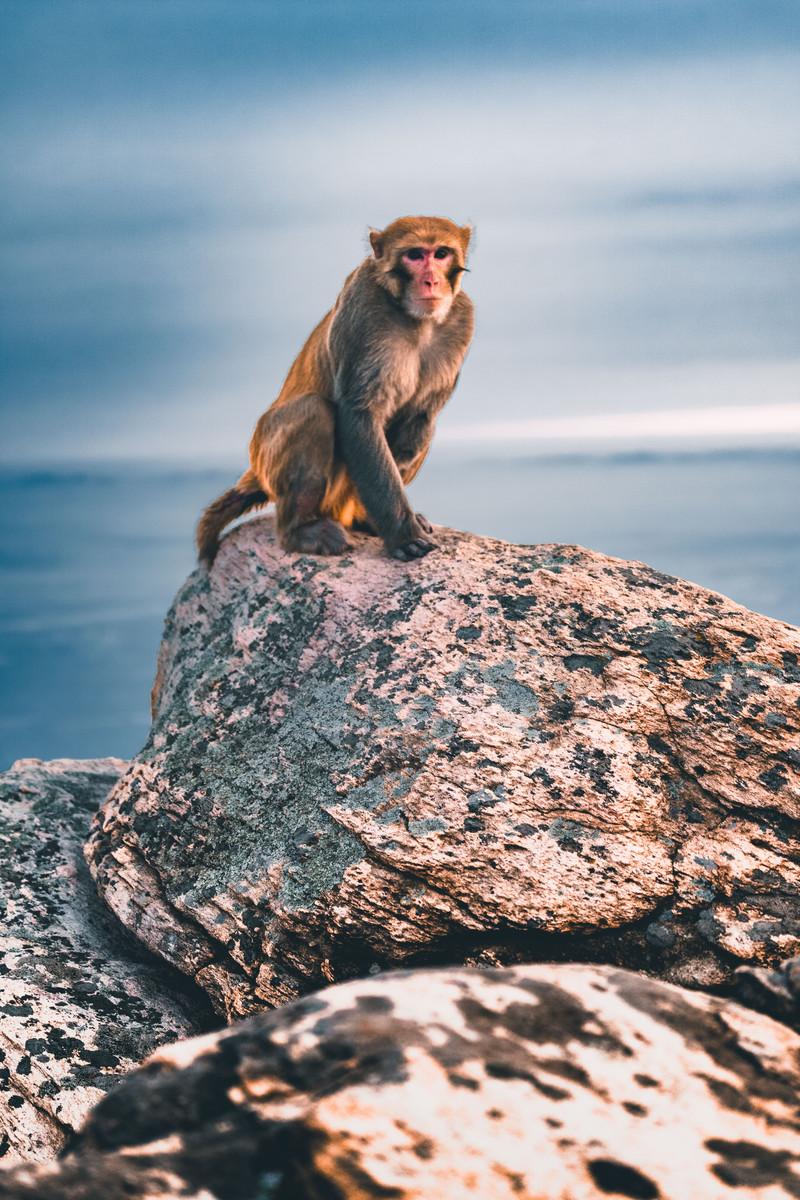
[369,229,385,259]
[460,224,473,254]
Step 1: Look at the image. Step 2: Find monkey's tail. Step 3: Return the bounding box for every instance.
[196,470,268,566]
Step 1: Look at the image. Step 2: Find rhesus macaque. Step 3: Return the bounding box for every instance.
[197,215,474,564]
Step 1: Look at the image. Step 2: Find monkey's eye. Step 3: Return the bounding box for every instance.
[434,246,452,259]
[404,248,425,261]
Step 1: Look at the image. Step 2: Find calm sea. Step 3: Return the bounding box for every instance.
[1,448,798,769]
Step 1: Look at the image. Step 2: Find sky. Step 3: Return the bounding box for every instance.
[2,0,799,462]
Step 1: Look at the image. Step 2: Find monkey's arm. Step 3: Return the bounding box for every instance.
[336,404,436,560]
[386,390,453,480]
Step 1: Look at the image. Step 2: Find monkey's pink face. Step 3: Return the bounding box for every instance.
[400,245,457,322]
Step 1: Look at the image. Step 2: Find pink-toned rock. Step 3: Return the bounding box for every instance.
[0,759,209,1166]
[0,963,798,1199]
[85,518,800,1017]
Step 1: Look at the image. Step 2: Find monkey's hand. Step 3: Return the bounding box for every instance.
[387,516,438,561]
[390,537,437,561]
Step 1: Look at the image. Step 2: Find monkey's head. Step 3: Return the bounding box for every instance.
[369,216,471,323]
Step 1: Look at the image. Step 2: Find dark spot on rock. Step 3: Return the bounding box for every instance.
[682,678,720,698]
[570,745,615,795]
[758,766,787,793]
[81,1047,121,1069]
[486,1107,504,1119]
[549,696,575,722]
[499,594,538,621]
[535,1057,591,1089]
[8,1095,24,1109]
[447,735,480,758]
[634,1074,660,1088]
[781,650,800,682]
[564,654,609,677]
[467,790,499,812]
[412,1137,435,1160]
[355,995,394,1015]
[15,1056,31,1076]
[485,1059,569,1101]
[455,625,481,642]
[622,1101,647,1116]
[697,1075,753,1114]
[588,1159,660,1198]
[706,1138,800,1193]
[645,733,673,757]
[447,1072,479,1090]
[507,982,631,1057]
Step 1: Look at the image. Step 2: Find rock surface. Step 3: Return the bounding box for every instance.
[86,520,800,1016]
[0,759,209,1165]
[1,963,799,1199]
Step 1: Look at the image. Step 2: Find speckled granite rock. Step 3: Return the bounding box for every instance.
[86,519,800,1017]
[0,759,209,1165]
[1,963,799,1199]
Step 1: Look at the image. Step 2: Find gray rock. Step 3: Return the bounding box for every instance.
[0,758,209,1165]
[1,963,798,1198]
[734,956,800,1029]
[85,520,800,1016]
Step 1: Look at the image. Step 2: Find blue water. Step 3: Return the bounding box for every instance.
[1,448,797,769]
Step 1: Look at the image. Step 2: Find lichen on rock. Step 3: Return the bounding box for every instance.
[85,519,800,1016]
[0,758,209,1165]
[0,963,798,1199]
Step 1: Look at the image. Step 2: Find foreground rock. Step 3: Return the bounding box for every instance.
[0,759,208,1165]
[87,520,800,1016]
[1,963,799,1198]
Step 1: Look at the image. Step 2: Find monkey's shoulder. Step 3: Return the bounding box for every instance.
[328,263,393,345]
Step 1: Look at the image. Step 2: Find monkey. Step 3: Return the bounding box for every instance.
[197,215,474,565]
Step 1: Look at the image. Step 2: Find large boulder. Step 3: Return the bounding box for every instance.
[1,963,798,1199]
[86,520,800,1017]
[0,759,209,1165]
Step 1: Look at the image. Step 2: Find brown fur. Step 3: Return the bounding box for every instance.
[196,471,266,565]
[197,215,474,564]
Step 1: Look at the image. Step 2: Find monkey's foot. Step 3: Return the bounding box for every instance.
[285,518,352,556]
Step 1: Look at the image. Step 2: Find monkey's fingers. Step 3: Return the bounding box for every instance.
[415,512,434,534]
[390,537,438,561]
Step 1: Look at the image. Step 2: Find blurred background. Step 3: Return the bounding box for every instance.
[1,0,799,766]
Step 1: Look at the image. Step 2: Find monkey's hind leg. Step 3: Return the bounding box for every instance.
[253,395,352,557]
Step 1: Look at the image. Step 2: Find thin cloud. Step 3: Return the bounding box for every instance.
[442,403,800,445]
